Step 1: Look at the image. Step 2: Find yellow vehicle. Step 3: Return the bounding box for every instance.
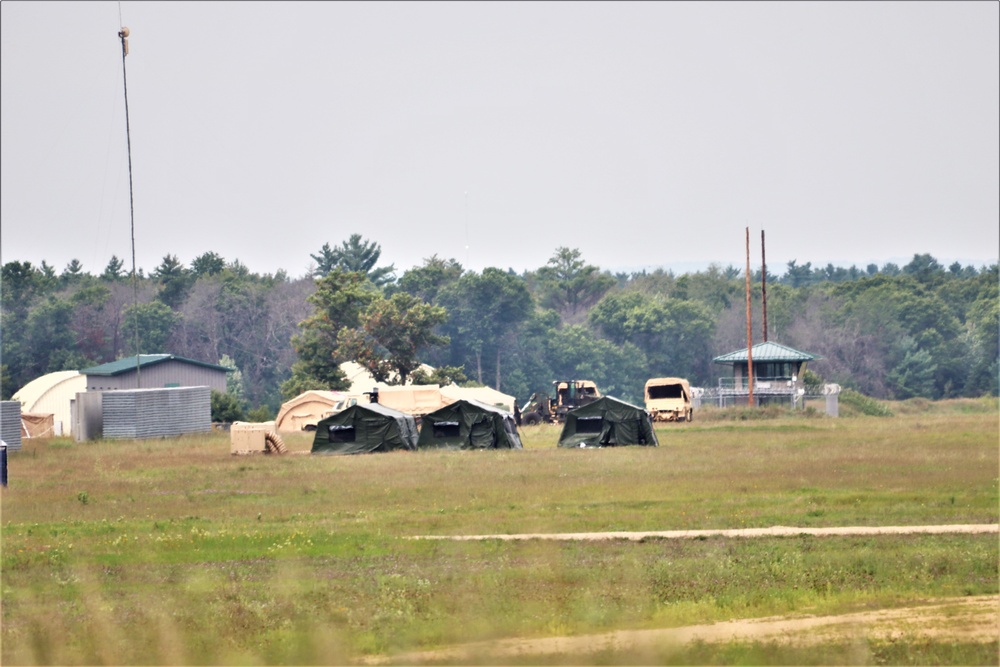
[644,377,693,422]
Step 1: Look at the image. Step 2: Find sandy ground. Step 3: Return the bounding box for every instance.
[364,525,1000,664]
[365,595,999,664]
[413,523,999,542]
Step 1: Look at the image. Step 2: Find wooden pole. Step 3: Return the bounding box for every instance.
[761,229,768,342]
[745,227,754,407]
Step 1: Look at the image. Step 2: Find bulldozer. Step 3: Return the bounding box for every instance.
[520,380,601,425]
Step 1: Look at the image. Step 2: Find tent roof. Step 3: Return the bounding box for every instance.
[567,395,648,416]
[275,390,345,430]
[12,370,83,409]
[440,385,516,411]
[713,341,821,364]
[340,361,436,395]
[339,402,413,420]
[279,390,343,410]
[376,385,449,414]
[425,397,512,419]
[82,354,231,376]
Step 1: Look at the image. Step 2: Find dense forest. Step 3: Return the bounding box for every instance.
[2,236,996,415]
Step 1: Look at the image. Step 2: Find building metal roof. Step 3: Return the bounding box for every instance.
[81,354,231,376]
[713,341,821,364]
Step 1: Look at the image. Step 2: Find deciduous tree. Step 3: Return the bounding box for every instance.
[395,255,463,302]
[122,301,180,354]
[437,268,533,388]
[338,292,449,385]
[282,270,378,398]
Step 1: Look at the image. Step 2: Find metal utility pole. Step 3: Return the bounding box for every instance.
[118,24,141,387]
[761,229,768,342]
[745,227,754,407]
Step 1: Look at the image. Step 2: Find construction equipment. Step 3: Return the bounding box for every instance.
[520,380,601,425]
[644,377,693,422]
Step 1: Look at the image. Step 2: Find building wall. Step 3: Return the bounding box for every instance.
[102,386,212,439]
[1,401,23,451]
[86,360,226,393]
[72,391,104,442]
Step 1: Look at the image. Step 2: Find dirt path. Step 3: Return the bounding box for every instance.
[365,595,999,665]
[413,523,999,541]
[370,525,1000,664]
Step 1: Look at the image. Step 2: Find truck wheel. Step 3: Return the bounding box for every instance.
[523,412,542,426]
[687,410,693,422]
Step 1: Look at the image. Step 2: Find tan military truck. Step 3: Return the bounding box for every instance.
[644,377,693,422]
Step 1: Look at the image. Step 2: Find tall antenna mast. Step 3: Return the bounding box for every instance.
[745,227,754,407]
[761,229,768,342]
[118,23,141,388]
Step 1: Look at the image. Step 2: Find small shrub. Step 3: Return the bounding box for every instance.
[839,389,893,417]
[698,405,818,422]
[246,405,273,422]
[211,390,246,423]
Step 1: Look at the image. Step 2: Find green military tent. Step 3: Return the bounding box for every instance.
[417,399,523,450]
[558,396,658,448]
[311,402,418,454]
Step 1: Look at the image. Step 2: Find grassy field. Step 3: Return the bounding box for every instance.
[1,398,997,664]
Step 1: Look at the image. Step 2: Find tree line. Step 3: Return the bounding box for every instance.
[2,238,996,414]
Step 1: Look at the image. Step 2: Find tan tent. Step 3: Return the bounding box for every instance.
[336,362,515,417]
[21,413,55,438]
[340,361,436,395]
[375,385,450,416]
[440,385,516,412]
[274,390,345,432]
[12,370,86,437]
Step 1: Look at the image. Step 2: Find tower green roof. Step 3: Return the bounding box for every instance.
[713,341,821,364]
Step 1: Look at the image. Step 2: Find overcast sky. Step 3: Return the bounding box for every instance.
[2,1,997,279]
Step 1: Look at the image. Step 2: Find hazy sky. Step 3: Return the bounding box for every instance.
[2,1,997,278]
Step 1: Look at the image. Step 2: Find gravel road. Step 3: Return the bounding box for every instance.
[413,523,999,541]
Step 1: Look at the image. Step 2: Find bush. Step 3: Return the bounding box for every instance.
[697,404,820,421]
[839,388,893,417]
[210,390,245,423]
[246,405,273,422]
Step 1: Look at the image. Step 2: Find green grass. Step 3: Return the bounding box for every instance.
[2,402,997,664]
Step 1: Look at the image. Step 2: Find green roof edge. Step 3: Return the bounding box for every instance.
[713,341,822,364]
[81,354,232,376]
